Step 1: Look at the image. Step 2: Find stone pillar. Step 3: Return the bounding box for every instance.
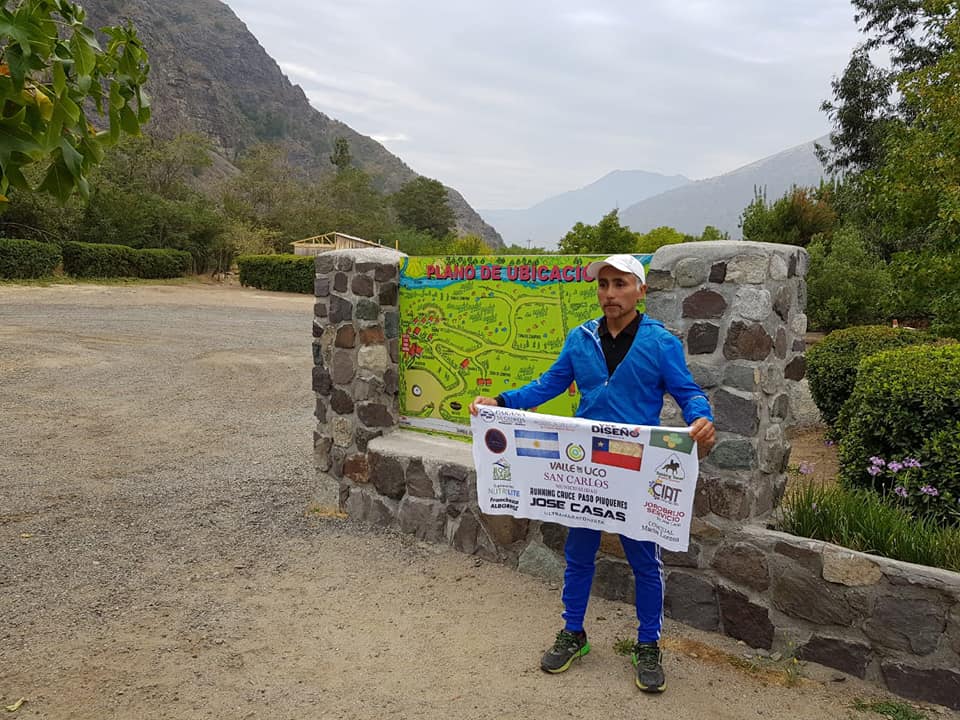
[312,248,403,484]
[645,241,808,521]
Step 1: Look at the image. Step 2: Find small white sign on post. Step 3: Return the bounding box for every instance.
[471,408,700,552]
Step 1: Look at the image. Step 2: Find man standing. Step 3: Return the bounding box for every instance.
[469,253,715,693]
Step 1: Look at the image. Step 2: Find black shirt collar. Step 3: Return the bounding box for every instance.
[598,312,641,338]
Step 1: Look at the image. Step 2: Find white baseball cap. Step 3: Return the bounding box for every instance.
[585,254,646,284]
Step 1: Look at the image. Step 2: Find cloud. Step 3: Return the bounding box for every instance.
[370,133,411,144]
[561,9,620,27]
[227,0,860,208]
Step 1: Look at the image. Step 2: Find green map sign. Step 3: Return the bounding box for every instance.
[398,254,651,436]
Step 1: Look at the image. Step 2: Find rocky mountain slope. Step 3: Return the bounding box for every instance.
[81,0,502,246]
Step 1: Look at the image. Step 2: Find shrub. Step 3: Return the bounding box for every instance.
[62,242,191,279]
[888,249,960,339]
[134,248,192,279]
[839,344,960,525]
[0,238,62,278]
[806,325,941,428]
[237,254,314,293]
[806,227,894,331]
[63,241,139,277]
[779,482,960,571]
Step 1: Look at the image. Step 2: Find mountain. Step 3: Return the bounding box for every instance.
[80,0,503,247]
[619,138,831,239]
[479,170,689,248]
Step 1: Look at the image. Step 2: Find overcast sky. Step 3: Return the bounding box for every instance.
[224,1,862,210]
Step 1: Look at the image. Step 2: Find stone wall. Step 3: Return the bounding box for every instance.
[312,248,403,483]
[646,241,809,523]
[312,245,960,710]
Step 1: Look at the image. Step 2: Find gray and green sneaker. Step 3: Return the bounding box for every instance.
[632,641,666,693]
[540,629,590,673]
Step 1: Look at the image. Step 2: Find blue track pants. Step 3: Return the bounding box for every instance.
[561,527,664,643]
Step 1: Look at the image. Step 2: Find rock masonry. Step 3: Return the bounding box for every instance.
[313,244,960,710]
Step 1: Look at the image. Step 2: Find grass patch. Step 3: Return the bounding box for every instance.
[778,482,960,572]
[306,503,348,520]
[852,698,929,720]
[612,636,634,656]
[652,637,808,687]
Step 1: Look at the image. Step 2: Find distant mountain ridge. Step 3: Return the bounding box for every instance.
[620,138,831,239]
[80,0,503,247]
[480,170,689,248]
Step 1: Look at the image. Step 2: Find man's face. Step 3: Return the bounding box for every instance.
[597,266,646,322]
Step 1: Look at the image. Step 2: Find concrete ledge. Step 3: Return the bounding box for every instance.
[368,430,474,467]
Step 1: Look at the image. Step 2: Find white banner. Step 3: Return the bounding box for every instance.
[471,408,700,552]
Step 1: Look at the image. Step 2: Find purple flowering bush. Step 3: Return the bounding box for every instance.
[838,344,960,528]
[866,455,958,525]
[778,482,960,571]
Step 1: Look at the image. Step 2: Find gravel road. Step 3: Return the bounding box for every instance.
[0,282,950,720]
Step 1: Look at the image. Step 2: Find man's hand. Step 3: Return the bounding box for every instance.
[689,417,716,458]
[469,396,499,416]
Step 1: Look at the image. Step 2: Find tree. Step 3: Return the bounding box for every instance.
[220,144,307,243]
[635,225,688,253]
[806,226,893,330]
[817,47,897,172]
[859,13,960,251]
[0,0,150,204]
[329,136,352,172]
[818,0,958,172]
[384,227,447,256]
[698,225,729,242]
[314,167,391,241]
[501,243,548,255]
[449,234,491,255]
[739,184,837,247]
[391,177,455,239]
[558,209,638,254]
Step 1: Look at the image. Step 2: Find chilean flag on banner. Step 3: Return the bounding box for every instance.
[591,436,643,470]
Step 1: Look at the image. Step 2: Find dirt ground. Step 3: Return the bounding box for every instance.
[786,426,841,492]
[0,281,952,720]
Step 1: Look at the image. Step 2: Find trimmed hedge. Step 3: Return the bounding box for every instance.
[62,242,190,278]
[237,254,314,294]
[134,248,192,279]
[806,325,943,428]
[839,343,960,526]
[0,238,62,278]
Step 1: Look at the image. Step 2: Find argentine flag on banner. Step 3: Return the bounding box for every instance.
[514,429,560,459]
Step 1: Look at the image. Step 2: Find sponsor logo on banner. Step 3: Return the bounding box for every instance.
[651,430,694,455]
[565,443,585,462]
[488,459,520,510]
[644,500,685,526]
[496,409,527,426]
[537,417,581,432]
[484,429,508,454]
[648,478,684,505]
[479,406,528,426]
[591,437,644,470]
[514,429,561,459]
[591,423,642,438]
[655,454,686,483]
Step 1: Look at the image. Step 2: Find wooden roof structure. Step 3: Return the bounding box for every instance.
[292,232,385,255]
